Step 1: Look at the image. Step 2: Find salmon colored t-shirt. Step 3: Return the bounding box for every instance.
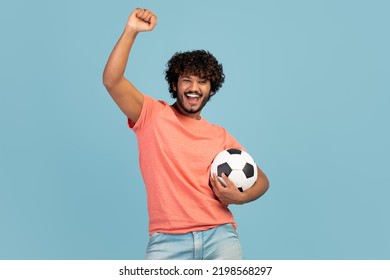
[129,95,244,235]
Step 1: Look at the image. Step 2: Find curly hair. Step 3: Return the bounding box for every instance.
[165,50,225,98]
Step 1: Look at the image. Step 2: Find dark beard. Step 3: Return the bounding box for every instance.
[175,92,211,115]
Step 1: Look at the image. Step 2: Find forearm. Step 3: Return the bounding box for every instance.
[210,166,269,206]
[103,27,138,88]
[240,171,269,204]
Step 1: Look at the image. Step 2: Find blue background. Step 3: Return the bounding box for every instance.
[1,0,389,259]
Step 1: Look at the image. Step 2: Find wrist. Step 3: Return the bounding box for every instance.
[124,25,139,37]
[235,191,247,205]
[240,187,257,204]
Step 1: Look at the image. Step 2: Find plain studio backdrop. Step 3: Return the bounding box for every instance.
[1,0,389,259]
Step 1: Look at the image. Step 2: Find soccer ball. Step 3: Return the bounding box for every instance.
[210,148,258,192]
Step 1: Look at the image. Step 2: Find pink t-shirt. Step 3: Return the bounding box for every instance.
[129,95,243,235]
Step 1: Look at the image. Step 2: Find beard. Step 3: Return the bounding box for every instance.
[175,91,211,115]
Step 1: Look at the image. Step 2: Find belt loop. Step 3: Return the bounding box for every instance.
[192,231,204,260]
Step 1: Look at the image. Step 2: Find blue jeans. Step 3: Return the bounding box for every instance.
[145,223,243,260]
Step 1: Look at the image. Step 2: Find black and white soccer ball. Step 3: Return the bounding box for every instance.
[210,148,258,192]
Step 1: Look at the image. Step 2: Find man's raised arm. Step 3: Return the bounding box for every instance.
[103,8,157,123]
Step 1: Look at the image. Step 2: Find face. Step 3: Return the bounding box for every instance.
[173,75,213,119]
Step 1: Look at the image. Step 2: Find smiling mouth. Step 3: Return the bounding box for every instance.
[185,93,201,104]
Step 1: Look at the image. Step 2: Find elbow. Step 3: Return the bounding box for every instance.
[260,174,270,195]
[102,69,121,90]
[256,166,269,193]
[264,176,270,192]
[102,74,116,90]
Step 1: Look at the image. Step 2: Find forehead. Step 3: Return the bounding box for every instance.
[179,74,208,80]
[178,67,209,78]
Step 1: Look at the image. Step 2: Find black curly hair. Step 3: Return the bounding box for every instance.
[165,50,225,98]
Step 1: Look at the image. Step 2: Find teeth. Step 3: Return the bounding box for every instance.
[186,94,199,98]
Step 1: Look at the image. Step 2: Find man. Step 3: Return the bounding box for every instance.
[103,8,269,260]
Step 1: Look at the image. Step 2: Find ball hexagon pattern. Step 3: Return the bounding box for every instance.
[210,148,258,192]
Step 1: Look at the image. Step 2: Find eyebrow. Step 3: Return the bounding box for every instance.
[180,75,207,81]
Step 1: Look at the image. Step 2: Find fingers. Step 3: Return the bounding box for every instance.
[210,173,244,206]
[127,8,157,32]
[135,8,157,25]
[221,173,233,187]
[149,14,157,29]
[210,173,225,189]
[210,173,229,204]
[210,174,227,206]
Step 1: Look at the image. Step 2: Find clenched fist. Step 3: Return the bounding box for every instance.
[126,8,157,32]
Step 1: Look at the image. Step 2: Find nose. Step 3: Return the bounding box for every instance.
[189,81,200,92]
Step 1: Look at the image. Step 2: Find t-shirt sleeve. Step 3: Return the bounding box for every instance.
[224,129,245,151]
[128,95,166,133]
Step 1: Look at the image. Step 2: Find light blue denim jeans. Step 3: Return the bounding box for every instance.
[145,223,243,260]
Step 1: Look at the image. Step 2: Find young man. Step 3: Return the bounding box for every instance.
[103,8,269,260]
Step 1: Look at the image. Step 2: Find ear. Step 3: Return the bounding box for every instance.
[210,91,215,96]
[172,83,177,92]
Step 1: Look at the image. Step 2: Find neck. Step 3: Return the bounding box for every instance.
[173,102,202,120]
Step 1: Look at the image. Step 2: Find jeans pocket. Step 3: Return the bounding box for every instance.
[227,223,239,238]
[148,232,163,244]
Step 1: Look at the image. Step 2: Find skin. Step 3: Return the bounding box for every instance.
[103,8,269,206]
[103,8,157,123]
[172,75,213,120]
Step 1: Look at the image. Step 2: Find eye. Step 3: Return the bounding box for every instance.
[199,80,207,85]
